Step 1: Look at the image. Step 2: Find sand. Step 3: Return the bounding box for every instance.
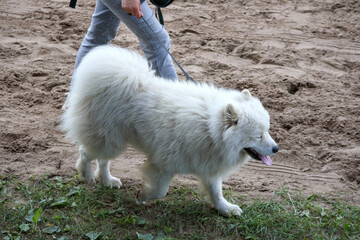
[1,0,359,204]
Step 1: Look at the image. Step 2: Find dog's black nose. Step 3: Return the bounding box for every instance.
[272,146,279,153]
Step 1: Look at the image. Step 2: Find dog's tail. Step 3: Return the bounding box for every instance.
[61,45,154,145]
[75,45,154,94]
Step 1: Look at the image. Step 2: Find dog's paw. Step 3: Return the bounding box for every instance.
[84,177,96,185]
[136,190,155,205]
[106,176,123,189]
[135,199,148,205]
[136,191,147,205]
[216,202,243,217]
[94,170,122,189]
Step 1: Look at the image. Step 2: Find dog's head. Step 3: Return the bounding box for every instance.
[222,89,278,165]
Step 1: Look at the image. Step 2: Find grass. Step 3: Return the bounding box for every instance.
[0,175,359,240]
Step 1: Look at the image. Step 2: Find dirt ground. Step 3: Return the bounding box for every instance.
[1,0,359,204]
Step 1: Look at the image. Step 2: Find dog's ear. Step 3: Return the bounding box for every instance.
[225,104,238,126]
[241,89,252,99]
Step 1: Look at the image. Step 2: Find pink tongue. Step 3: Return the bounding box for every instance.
[260,155,272,166]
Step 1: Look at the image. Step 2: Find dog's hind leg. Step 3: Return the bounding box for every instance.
[76,145,96,184]
[137,161,174,203]
[94,160,122,189]
[200,177,243,217]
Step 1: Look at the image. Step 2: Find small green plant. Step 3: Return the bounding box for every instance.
[25,207,42,229]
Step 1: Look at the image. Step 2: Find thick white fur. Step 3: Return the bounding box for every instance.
[62,45,277,217]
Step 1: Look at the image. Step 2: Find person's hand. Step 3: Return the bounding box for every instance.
[122,0,143,19]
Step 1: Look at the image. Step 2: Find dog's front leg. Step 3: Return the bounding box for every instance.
[201,177,243,217]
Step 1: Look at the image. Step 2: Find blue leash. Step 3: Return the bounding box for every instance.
[141,16,195,83]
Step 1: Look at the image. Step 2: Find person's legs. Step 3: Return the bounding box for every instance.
[66,0,177,104]
[74,0,121,70]
[100,0,177,80]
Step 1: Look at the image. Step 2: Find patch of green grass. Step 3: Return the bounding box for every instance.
[0,175,359,240]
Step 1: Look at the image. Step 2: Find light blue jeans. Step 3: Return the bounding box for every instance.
[71,0,177,88]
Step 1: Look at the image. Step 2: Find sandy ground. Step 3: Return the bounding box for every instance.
[1,0,359,204]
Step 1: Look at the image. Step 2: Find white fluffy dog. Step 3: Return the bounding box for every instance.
[62,45,279,217]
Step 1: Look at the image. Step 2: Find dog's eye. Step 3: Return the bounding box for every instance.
[256,136,262,140]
